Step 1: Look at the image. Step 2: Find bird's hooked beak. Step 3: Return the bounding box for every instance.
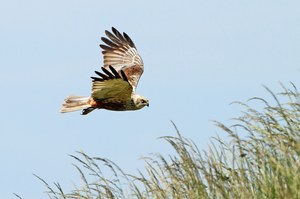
[146,101,149,107]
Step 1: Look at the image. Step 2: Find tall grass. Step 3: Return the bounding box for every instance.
[33,84,300,198]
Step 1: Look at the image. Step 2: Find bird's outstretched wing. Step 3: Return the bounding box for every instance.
[91,65,133,100]
[100,27,144,90]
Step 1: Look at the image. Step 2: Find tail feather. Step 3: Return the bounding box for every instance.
[60,95,92,114]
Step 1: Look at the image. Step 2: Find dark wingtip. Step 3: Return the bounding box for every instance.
[109,65,120,78]
[91,76,102,81]
[100,37,107,43]
[101,67,114,78]
[105,30,110,35]
[120,70,128,82]
[91,70,109,81]
[109,65,116,73]
[95,70,102,76]
[101,37,118,47]
[112,27,118,35]
[99,44,113,51]
[111,27,126,42]
[123,32,135,48]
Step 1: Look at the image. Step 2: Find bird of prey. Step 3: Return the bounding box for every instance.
[60,27,149,115]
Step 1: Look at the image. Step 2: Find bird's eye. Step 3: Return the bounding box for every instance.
[141,99,146,103]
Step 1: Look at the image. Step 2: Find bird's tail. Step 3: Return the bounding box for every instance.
[60,95,91,114]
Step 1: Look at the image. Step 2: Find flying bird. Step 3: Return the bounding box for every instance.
[60,27,149,115]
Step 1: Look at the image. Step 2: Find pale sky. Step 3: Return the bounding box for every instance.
[1,1,300,198]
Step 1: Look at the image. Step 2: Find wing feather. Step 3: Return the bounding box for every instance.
[120,70,128,82]
[91,66,133,100]
[109,65,121,78]
[112,27,127,43]
[100,27,144,89]
[101,67,115,78]
[101,37,119,48]
[99,44,114,51]
[104,30,119,42]
[123,32,136,48]
[94,71,110,80]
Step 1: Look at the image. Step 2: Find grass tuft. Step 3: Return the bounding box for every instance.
[25,84,300,199]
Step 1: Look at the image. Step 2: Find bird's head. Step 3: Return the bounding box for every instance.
[132,94,149,109]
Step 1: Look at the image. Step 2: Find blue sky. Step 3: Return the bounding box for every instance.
[1,1,300,198]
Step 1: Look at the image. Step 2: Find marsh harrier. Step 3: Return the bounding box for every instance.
[60,27,149,115]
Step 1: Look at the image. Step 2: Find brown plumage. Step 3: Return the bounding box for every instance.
[61,27,149,115]
[100,27,144,89]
